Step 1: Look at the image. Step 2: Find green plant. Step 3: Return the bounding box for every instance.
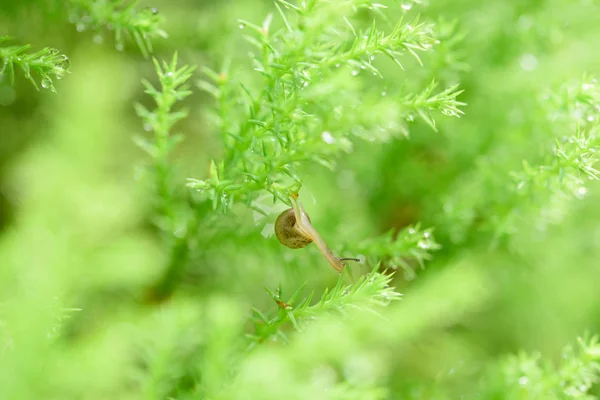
[0,36,70,91]
[67,0,167,56]
[189,1,464,211]
[3,0,600,399]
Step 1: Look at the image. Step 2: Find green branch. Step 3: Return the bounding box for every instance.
[189,0,466,213]
[248,267,401,347]
[134,53,196,300]
[67,0,167,57]
[0,36,70,91]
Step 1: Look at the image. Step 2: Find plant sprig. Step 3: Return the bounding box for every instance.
[348,223,441,280]
[482,335,600,398]
[0,36,70,92]
[248,266,400,346]
[134,53,197,300]
[67,0,167,57]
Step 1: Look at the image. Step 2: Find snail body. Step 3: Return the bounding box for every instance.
[274,196,358,272]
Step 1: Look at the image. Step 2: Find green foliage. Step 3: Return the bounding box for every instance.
[2,0,600,399]
[482,335,600,399]
[441,76,600,244]
[134,53,198,300]
[67,0,167,56]
[189,0,465,212]
[0,36,69,91]
[134,53,195,224]
[348,223,440,279]
[250,267,400,345]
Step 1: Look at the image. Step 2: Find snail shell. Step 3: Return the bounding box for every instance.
[275,208,312,249]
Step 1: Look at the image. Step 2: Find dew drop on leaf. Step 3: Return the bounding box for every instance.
[519,376,529,385]
[519,53,538,71]
[321,131,335,144]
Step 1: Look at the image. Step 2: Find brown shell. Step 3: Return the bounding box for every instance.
[274,208,312,249]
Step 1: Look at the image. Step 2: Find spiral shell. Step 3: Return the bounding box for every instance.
[274,208,312,249]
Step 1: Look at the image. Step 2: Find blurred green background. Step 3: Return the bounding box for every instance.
[2,0,600,399]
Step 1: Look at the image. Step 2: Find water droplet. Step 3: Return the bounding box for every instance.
[115,42,124,51]
[151,7,159,14]
[408,227,416,234]
[424,231,431,238]
[417,240,429,249]
[370,55,375,61]
[587,115,595,122]
[321,131,335,144]
[92,34,103,44]
[519,53,538,71]
[166,71,173,77]
[40,78,51,89]
[143,123,152,132]
[303,81,309,87]
[519,376,529,385]
[360,65,366,69]
[239,23,246,29]
[381,91,387,96]
[351,70,359,76]
[335,63,341,68]
[576,187,588,198]
[401,3,413,11]
[582,83,594,91]
[76,23,85,32]
[518,16,533,31]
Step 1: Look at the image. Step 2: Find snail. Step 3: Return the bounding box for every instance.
[275,195,359,272]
